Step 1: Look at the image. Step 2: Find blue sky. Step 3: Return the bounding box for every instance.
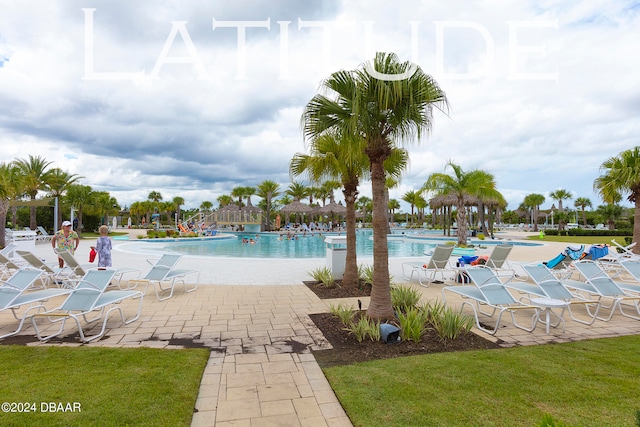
[0,0,638,213]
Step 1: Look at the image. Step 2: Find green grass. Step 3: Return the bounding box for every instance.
[527,235,629,245]
[0,346,209,426]
[323,335,640,427]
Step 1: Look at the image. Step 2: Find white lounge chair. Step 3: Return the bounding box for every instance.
[16,250,71,288]
[484,244,515,279]
[0,269,73,339]
[570,261,640,321]
[129,263,199,301]
[442,266,540,335]
[56,250,140,289]
[35,226,53,244]
[31,269,143,342]
[402,245,454,286]
[0,250,25,281]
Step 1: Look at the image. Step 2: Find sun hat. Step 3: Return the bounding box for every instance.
[62,220,72,227]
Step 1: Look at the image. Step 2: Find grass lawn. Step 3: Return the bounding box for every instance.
[527,234,631,245]
[323,335,640,427]
[0,346,209,426]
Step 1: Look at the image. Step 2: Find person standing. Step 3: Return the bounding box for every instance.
[92,225,112,268]
[51,220,79,268]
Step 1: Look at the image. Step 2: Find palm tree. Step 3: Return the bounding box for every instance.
[356,196,372,222]
[549,188,572,212]
[291,131,370,287]
[574,197,592,227]
[13,155,53,229]
[231,186,245,206]
[147,191,163,203]
[172,196,185,223]
[388,199,401,222]
[596,203,623,231]
[285,182,310,202]
[594,147,640,252]
[243,186,256,206]
[423,162,500,245]
[200,201,213,212]
[0,163,23,247]
[45,168,82,227]
[401,190,420,224]
[93,191,119,226]
[65,184,92,237]
[217,195,233,208]
[523,193,546,232]
[302,52,447,320]
[129,200,146,227]
[256,180,281,231]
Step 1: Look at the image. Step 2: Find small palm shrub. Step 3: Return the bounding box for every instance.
[329,303,356,325]
[431,305,474,340]
[344,316,380,342]
[421,299,446,325]
[396,307,429,342]
[309,266,337,288]
[359,264,373,286]
[391,285,421,313]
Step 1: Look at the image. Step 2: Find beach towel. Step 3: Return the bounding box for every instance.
[545,253,566,269]
[587,244,609,260]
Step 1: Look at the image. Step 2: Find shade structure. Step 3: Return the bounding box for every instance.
[318,201,347,215]
[280,200,314,214]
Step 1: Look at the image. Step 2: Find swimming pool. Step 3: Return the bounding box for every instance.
[118,230,541,259]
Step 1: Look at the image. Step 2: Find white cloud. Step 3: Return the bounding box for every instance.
[0,0,638,214]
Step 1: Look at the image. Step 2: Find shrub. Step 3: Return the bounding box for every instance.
[359,264,373,286]
[477,233,485,240]
[396,307,429,342]
[431,305,474,340]
[309,266,337,288]
[344,316,380,342]
[421,299,446,325]
[329,303,356,325]
[391,285,421,313]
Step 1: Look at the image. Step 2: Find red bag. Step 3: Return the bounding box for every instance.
[89,248,97,263]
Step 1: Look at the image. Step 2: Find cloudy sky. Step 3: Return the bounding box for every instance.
[1,0,638,214]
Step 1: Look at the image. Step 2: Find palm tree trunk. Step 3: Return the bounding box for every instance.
[342,184,359,287]
[457,198,468,246]
[367,159,394,320]
[634,197,640,255]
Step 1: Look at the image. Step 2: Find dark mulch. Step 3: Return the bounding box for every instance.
[305,280,503,367]
[303,280,372,299]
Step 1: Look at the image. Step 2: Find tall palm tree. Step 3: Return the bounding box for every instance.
[216,195,233,208]
[291,131,368,286]
[423,162,500,245]
[388,199,401,222]
[0,163,23,247]
[302,52,447,320]
[231,186,245,206]
[401,190,419,224]
[523,193,546,232]
[549,188,572,212]
[356,196,372,222]
[256,180,281,231]
[13,155,53,229]
[45,168,82,227]
[93,191,119,226]
[285,182,310,202]
[574,197,592,227]
[65,184,92,238]
[594,147,640,252]
[172,196,185,223]
[200,201,213,212]
[243,186,256,206]
[147,191,163,203]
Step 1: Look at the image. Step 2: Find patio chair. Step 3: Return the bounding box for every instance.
[401,245,454,286]
[56,250,140,289]
[570,261,640,321]
[611,239,639,260]
[31,268,144,342]
[0,251,25,281]
[35,226,53,244]
[15,250,71,288]
[442,266,540,335]
[0,269,73,339]
[484,244,515,279]
[128,263,199,301]
[146,253,182,268]
[518,264,601,326]
[617,260,640,295]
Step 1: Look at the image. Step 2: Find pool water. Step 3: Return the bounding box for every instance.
[120,230,540,259]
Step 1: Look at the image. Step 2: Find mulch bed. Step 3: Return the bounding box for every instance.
[305,280,503,367]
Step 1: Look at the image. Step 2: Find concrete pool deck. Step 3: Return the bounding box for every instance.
[2,230,639,426]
